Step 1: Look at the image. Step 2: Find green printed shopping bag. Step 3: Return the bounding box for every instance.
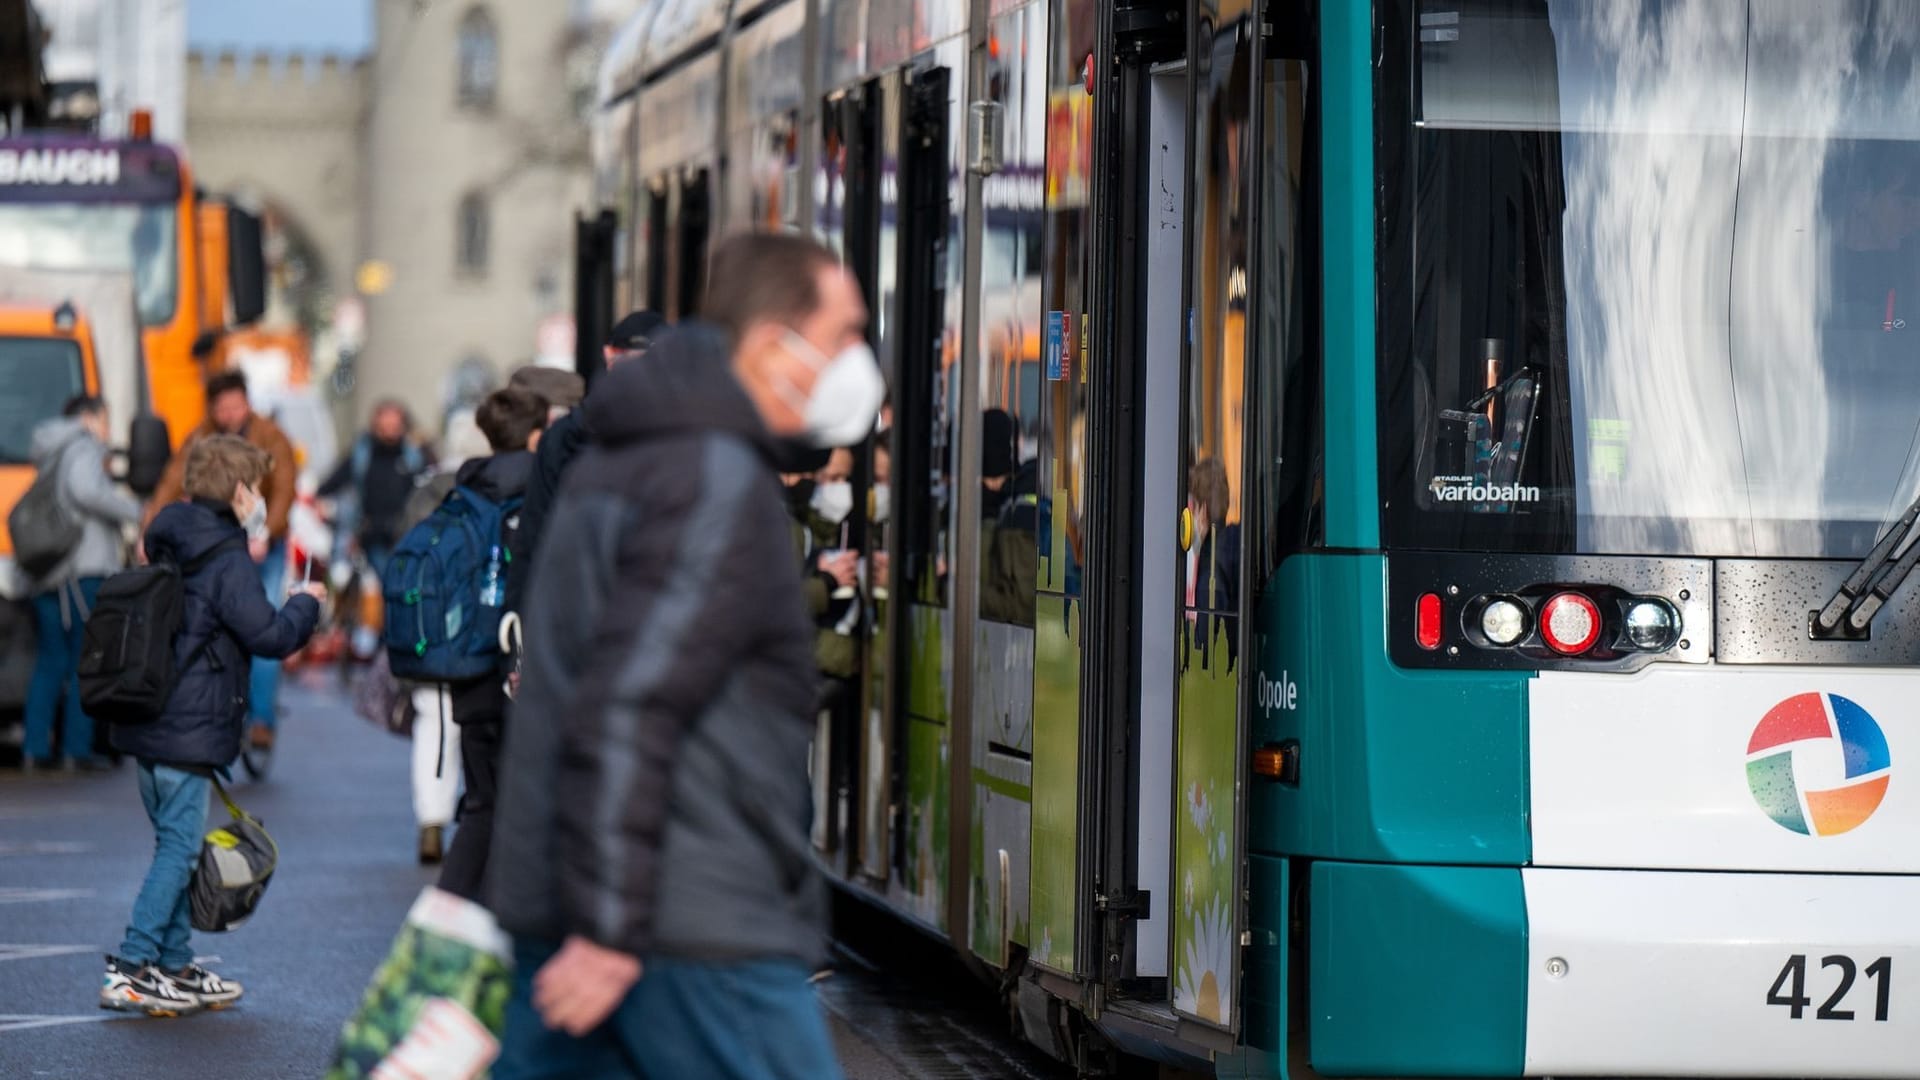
[326,887,513,1080]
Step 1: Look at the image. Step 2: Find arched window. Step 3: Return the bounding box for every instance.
[456,7,499,108]
[457,191,490,274]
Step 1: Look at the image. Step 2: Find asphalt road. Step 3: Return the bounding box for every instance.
[0,676,1069,1079]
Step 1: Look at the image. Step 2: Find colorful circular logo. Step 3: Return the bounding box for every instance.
[1747,693,1892,836]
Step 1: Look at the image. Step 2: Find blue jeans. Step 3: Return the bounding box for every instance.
[24,578,102,762]
[117,762,210,969]
[493,938,844,1080]
[249,542,286,729]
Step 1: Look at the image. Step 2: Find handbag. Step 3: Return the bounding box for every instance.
[190,778,278,933]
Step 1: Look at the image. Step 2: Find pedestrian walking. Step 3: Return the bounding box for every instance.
[403,387,547,873]
[319,399,434,579]
[487,234,882,1079]
[20,396,144,771]
[146,371,301,758]
[102,435,324,1017]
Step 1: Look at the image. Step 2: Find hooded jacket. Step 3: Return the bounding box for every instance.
[27,417,142,586]
[114,501,320,768]
[488,323,825,965]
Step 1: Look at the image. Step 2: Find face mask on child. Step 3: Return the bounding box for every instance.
[236,484,268,538]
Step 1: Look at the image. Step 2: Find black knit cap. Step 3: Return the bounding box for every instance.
[770,437,834,476]
[982,409,1016,478]
[607,310,667,351]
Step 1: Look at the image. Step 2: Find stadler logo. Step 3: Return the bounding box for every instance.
[1746,692,1891,836]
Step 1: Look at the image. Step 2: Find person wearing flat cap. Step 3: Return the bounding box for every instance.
[504,311,666,614]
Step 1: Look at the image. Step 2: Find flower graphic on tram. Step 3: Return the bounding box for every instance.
[1186,780,1212,834]
[1175,897,1233,1025]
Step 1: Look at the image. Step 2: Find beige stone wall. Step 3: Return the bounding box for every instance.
[184,50,368,324]
[355,0,594,436]
[182,2,650,440]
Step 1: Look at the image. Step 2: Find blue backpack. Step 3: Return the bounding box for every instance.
[383,485,520,683]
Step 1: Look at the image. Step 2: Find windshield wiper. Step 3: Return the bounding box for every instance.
[1813,493,1920,638]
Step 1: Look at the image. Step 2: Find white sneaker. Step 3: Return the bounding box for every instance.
[99,956,204,1018]
[164,963,244,1010]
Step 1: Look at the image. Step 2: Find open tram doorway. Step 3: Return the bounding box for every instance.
[1068,0,1263,1048]
[1134,60,1190,988]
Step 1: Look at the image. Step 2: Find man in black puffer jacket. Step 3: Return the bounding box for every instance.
[489,235,882,1078]
[102,436,323,1019]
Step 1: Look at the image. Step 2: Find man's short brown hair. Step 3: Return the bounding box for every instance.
[183,434,271,501]
[205,370,249,405]
[700,232,842,340]
[476,387,549,452]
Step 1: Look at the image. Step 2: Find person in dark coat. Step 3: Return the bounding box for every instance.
[319,399,435,578]
[104,436,323,1017]
[488,236,880,1078]
[417,386,547,887]
[503,310,665,615]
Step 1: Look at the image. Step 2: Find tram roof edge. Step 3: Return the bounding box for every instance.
[640,0,732,78]
[599,0,670,106]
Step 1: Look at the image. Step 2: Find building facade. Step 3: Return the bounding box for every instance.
[185,0,639,435]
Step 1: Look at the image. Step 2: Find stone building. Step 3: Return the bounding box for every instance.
[185,0,639,435]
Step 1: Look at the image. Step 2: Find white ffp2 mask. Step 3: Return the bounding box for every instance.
[781,332,886,449]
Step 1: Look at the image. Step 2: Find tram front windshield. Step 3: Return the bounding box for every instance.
[1386,0,1920,559]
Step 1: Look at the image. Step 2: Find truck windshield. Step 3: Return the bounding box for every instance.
[0,204,178,327]
[0,336,86,465]
[1383,0,1920,558]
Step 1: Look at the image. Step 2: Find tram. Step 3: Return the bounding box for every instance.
[586,1,1920,1075]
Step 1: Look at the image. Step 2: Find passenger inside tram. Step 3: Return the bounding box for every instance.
[1185,456,1240,669]
[981,409,1038,627]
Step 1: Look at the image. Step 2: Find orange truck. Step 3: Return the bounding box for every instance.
[0,121,266,444]
[0,121,263,724]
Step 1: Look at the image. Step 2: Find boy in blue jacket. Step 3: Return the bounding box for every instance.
[102,435,326,1017]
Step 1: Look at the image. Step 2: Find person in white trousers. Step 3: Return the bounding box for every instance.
[411,685,461,864]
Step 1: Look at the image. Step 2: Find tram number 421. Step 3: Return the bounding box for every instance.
[1767,955,1891,1022]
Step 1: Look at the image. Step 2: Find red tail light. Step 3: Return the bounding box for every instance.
[1416,592,1442,650]
[1540,591,1602,655]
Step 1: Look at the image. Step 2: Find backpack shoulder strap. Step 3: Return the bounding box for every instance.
[351,435,372,483]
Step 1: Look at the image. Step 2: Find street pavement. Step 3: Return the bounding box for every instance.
[0,675,1068,1079]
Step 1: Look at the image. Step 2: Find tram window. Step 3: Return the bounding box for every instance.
[1386,0,1920,559]
[678,169,711,318]
[896,67,955,606]
[644,179,668,315]
[1250,55,1322,581]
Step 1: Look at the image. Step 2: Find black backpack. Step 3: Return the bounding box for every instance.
[78,537,245,726]
[7,447,82,581]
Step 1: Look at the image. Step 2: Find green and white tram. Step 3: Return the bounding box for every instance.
[587,1,1920,1075]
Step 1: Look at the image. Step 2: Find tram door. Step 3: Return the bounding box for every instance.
[1166,1,1259,1033]
[1106,0,1261,1034]
[812,83,881,875]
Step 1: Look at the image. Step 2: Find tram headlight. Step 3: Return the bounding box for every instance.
[1624,599,1678,651]
[1479,598,1528,646]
